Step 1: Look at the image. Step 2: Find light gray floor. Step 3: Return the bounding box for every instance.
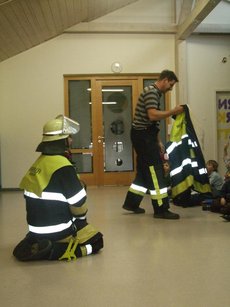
[1,187,230,307]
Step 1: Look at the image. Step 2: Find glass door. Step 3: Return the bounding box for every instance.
[95,79,137,185]
[67,79,94,179]
[64,74,169,186]
[65,77,138,186]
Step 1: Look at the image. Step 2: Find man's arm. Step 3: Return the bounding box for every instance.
[147,105,184,121]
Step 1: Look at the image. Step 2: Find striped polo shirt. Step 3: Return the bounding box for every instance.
[132,84,161,130]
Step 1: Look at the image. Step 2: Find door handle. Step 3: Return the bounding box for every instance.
[97,136,104,143]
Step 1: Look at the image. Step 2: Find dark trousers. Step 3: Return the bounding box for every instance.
[123,126,169,213]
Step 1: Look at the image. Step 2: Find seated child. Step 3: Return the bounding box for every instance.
[220,172,230,221]
[174,159,223,208]
[206,160,223,198]
[204,174,230,215]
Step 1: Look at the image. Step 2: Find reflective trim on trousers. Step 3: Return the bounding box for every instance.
[150,192,168,201]
[149,187,168,201]
[149,165,165,206]
[28,217,77,234]
[129,183,148,196]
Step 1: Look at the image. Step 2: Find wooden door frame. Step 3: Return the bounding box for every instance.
[64,74,171,186]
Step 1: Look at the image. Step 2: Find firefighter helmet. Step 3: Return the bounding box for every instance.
[42,115,80,142]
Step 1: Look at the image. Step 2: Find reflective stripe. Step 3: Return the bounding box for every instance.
[167,134,189,154]
[188,139,198,148]
[150,193,168,201]
[29,218,76,234]
[170,158,193,176]
[167,134,200,155]
[167,141,182,155]
[130,184,147,193]
[25,190,67,202]
[44,130,63,135]
[149,165,163,205]
[181,134,189,139]
[24,188,86,205]
[68,189,86,205]
[149,187,168,195]
[75,216,86,220]
[170,159,205,177]
[199,168,207,175]
[192,161,198,168]
[85,244,93,255]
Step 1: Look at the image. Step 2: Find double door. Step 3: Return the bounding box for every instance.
[64,75,166,186]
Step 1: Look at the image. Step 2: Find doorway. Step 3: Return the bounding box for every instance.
[64,74,168,186]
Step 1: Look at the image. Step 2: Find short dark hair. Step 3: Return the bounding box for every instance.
[207,160,218,171]
[159,70,178,82]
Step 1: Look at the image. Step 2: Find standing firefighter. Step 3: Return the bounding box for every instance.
[13,115,103,261]
[122,70,184,219]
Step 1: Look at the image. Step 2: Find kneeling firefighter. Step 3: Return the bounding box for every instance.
[13,115,103,261]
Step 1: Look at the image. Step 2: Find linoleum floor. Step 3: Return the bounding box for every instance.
[0,187,230,307]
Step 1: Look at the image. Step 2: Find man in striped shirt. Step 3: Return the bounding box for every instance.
[122,70,184,219]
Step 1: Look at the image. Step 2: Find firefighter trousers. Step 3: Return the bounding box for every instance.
[123,126,169,213]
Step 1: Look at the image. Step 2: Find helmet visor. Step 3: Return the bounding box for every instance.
[56,115,80,135]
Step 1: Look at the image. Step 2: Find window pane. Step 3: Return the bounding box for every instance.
[69,80,92,149]
[71,153,93,173]
[102,86,134,172]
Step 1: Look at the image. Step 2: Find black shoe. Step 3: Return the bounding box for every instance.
[221,215,230,221]
[122,204,145,214]
[154,210,180,220]
[13,239,52,261]
[202,204,211,211]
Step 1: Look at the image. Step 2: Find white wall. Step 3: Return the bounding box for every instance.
[186,35,230,175]
[1,33,230,188]
[0,33,175,188]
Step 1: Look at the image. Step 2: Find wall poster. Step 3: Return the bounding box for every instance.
[217,91,230,176]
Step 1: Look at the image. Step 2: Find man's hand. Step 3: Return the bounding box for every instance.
[171,105,184,116]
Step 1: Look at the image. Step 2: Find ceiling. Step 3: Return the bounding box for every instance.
[0,0,229,63]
